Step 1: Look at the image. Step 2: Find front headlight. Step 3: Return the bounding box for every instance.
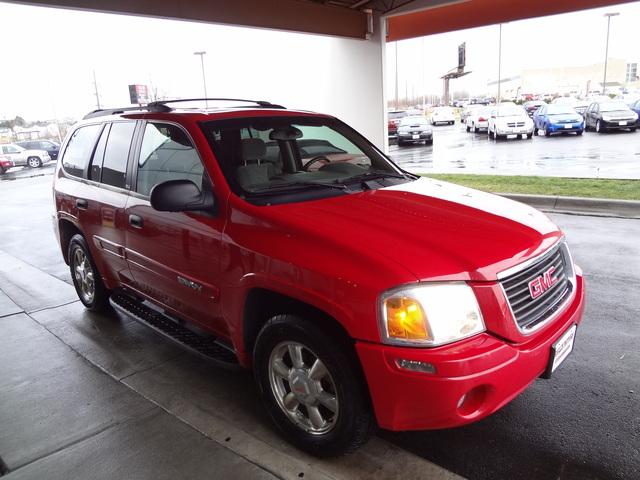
[602,116,612,122]
[378,282,485,347]
[398,127,409,133]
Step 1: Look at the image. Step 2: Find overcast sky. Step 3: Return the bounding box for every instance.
[0,1,638,121]
[387,2,640,100]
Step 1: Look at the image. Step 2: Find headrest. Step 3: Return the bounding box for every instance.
[241,138,266,162]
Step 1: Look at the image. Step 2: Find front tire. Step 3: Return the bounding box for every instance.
[68,234,111,312]
[544,124,551,137]
[596,120,605,133]
[0,166,6,175]
[253,314,374,456]
[27,156,42,168]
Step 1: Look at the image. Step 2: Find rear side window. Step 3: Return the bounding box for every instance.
[62,124,102,178]
[136,122,204,197]
[101,122,136,189]
[89,124,110,182]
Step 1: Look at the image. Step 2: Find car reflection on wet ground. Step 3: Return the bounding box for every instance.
[388,123,640,179]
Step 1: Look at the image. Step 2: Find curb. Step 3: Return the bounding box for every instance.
[500,193,640,219]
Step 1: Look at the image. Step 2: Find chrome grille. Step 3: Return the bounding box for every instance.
[507,121,526,127]
[500,243,574,332]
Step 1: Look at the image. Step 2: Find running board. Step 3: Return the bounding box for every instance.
[110,292,240,369]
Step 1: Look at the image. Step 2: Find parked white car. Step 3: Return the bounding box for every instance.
[430,107,456,125]
[487,105,534,140]
[0,143,51,173]
[465,106,492,133]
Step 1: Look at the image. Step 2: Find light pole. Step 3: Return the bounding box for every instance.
[497,23,502,103]
[602,13,619,96]
[193,51,208,108]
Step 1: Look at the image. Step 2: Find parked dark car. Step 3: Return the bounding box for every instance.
[17,139,60,160]
[584,101,638,133]
[523,101,547,118]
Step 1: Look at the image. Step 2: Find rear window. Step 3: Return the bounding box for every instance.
[62,124,102,178]
[101,122,136,189]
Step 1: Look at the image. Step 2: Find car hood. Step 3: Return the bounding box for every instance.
[496,115,530,123]
[272,177,561,282]
[601,110,635,119]
[548,114,582,122]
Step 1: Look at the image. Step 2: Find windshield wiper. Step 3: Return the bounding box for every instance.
[337,170,409,185]
[246,181,349,196]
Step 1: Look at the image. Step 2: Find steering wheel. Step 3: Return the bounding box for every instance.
[302,155,331,171]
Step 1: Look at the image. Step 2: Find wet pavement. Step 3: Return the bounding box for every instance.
[0,173,638,480]
[388,123,640,179]
[0,175,458,480]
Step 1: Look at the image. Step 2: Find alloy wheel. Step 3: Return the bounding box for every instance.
[268,341,339,435]
[72,248,95,303]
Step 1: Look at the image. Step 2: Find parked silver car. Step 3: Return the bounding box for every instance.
[0,143,51,174]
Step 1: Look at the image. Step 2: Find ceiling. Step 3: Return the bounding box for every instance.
[7,0,635,40]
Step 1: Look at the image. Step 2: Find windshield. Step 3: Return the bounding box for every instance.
[547,105,577,115]
[201,116,412,205]
[399,116,428,126]
[388,111,407,120]
[497,106,526,117]
[600,102,630,112]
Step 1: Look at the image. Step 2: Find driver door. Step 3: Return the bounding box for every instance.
[124,121,228,335]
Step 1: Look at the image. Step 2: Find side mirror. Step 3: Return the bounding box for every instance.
[150,179,215,213]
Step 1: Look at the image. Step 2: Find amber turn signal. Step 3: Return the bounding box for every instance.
[384,296,431,341]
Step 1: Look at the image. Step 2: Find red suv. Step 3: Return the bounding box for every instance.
[53,99,585,456]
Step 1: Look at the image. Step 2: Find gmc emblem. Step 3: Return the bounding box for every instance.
[528,266,558,299]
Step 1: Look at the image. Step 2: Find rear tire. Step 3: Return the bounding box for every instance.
[0,166,5,175]
[27,156,42,168]
[576,130,583,136]
[253,314,374,457]
[68,234,111,312]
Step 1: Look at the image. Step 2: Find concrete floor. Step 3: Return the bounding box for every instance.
[0,175,458,480]
[1,173,638,480]
[388,123,640,179]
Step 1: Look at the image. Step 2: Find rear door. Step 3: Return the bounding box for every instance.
[124,121,227,335]
[73,121,138,288]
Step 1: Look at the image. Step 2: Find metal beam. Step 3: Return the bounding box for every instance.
[6,0,369,39]
[387,0,636,41]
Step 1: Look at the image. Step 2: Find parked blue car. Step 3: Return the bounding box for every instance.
[533,104,584,136]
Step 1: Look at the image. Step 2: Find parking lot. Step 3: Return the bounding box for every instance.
[389,123,640,179]
[0,172,638,480]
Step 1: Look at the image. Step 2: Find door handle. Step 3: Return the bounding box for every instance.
[129,214,144,229]
[76,198,88,210]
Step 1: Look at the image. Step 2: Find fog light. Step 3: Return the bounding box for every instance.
[395,359,436,374]
[457,385,489,416]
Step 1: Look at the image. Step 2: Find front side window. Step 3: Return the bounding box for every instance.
[201,116,411,205]
[62,124,102,178]
[136,122,204,197]
[101,122,136,189]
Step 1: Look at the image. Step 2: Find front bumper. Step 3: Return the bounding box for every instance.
[548,122,583,133]
[398,132,432,142]
[601,119,636,130]
[356,272,585,431]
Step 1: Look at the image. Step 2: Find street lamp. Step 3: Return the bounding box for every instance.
[497,23,503,103]
[193,51,208,108]
[602,13,619,96]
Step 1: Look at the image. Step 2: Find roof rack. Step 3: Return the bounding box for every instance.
[148,98,286,110]
[83,98,285,120]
